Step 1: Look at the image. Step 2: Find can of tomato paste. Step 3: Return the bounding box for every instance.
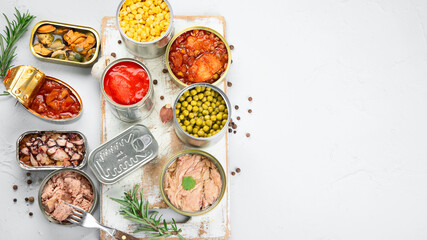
[101,58,155,122]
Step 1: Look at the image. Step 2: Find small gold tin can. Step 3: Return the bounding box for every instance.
[30,21,100,67]
[3,65,83,122]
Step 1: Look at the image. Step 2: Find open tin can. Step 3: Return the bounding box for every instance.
[173,83,231,147]
[88,124,158,184]
[116,0,174,58]
[30,20,100,67]
[101,58,154,122]
[38,168,98,225]
[3,65,83,122]
[160,149,226,216]
[16,130,88,171]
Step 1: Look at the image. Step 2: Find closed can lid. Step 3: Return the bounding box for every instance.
[88,124,158,184]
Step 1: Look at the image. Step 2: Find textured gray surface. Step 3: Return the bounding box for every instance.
[3,0,427,239]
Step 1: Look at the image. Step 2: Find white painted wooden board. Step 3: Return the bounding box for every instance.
[99,16,230,240]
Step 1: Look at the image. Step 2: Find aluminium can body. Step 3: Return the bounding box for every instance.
[88,124,159,184]
[160,149,226,216]
[173,83,231,147]
[116,0,174,58]
[16,130,88,171]
[38,168,98,225]
[30,21,100,67]
[101,58,155,122]
[165,26,232,89]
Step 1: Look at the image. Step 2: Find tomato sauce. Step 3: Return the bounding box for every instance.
[29,79,81,119]
[103,61,150,105]
[168,29,228,85]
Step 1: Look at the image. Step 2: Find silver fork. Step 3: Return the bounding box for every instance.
[65,202,138,240]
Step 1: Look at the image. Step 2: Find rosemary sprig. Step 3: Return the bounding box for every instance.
[0,8,35,90]
[111,185,185,240]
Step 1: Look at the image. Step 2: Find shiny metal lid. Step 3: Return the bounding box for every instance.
[88,124,158,184]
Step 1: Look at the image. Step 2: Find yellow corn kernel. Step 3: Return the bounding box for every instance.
[135,14,142,20]
[160,2,166,9]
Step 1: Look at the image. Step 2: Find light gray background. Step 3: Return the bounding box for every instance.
[1,0,427,239]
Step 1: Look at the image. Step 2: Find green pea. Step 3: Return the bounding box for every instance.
[186,96,192,102]
[222,119,227,125]
[224,109,228,113]
[198,93,204,99]
[202,97,207,102]
[187,105,193,111]
[203,110,209,115]
[197,129,205,136]
[223,114,228,120]
[189,112,195,118]
[193,106,199,112]
[181,125,187,131]
[205,91,211,96]
[201,86,206,91]
[187,125,193,132]
[216,113,223,121]
[202,104,208,110]
[195,86,202,92]
[193,134,199,137]
[179,96,185,102]
[184,120,190,126]
[193,128,198,134]
[191,100,196,106]
[204,115,210,120]
[193,95,199,101]
[218,105,225,111]
[177,118,181,123]
[184,91,190,97]
[183,110,189,116]
[206,119,213,126]
[179,115,185,120]
[197,101,202,107]
[208,107,214,113]
[176,109,180,115]
[190,89,197,95]
[205,101,211,106]
[196,118,203,126]
[206,87,211,91]
[182,101,188,107]
[203,126,209,132]
[190,119,196,125]
[211,115,217,122]
[213,124,219,130]
[176,102,181,109]
[211,102,216,108]
[207,96,213,102]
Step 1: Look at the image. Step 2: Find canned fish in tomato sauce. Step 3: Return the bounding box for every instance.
[101,58,155,122]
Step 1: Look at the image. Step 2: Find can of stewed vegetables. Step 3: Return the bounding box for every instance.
[173,83,231,147]
[116,0,174,58]
[101,58,155,122]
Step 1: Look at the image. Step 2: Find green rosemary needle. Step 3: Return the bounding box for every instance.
[111,185,185,240]
[0,8,36,95]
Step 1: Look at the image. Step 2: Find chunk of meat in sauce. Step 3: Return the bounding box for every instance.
[187,53,223,83]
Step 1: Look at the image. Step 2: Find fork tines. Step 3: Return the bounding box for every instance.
[65,202,86,224]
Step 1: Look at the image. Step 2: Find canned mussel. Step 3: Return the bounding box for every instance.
[38,168,98,225]
[17,130,87,170]
[3,65,83,122]
[101,58,154,122]
[173,83,231,147]
[116,0,174,58]
[30,21,100,67]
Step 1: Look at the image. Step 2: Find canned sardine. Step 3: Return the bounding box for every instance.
[101,58,155,122]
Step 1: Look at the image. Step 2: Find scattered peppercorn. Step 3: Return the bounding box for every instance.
[237,116,240,120]
[118,40,122,44]
[232,123,237,129]
[160,96,164,100]
[248,97,253,101]
[162,68,168,73]
[248,109,252,113]
[27,180,32,185]
[227,82,232,87]
[235,105,239,110]
[26,172,31,176]
[13,185,18,190]
[228,128,232,133]
[111,52,116,58]
[13,198,17,203]
[29,212,33,216]
[233,131,236,134]
[230,45,234,50]
[231,172,235,176]
[231,59,233,64]
[236,168,241,173]
[28,197,34,203]
[246,133,251,137]
[153,79,158,85]
[25,197,29,202]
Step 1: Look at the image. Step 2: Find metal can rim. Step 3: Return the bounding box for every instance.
[115,0,174,46]
[159,149,227,216]
[101,58,153,109]
[16,130,88,171]
[172,83,232,142]
[29,20,101,67]
[165,26,232,88]
[38,168,98,225]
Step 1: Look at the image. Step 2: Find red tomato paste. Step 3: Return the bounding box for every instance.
[29,79,81,119]
[103,61,150,105]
